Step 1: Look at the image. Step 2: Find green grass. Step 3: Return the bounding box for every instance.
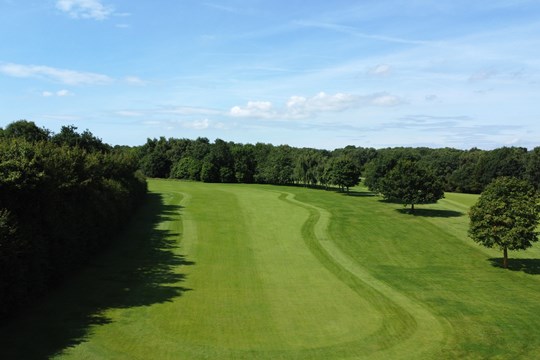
[1,180,539,359]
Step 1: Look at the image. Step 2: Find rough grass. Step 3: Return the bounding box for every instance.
[0,180,539,359]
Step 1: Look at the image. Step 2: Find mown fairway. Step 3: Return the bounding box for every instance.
[1,179,539,359]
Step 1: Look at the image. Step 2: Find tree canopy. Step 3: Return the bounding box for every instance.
[379,159,444,212]
[0,121,146,318]
[468,177,539,268]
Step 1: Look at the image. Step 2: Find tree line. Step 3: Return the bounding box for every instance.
[137,137,363,191]
[0,120,147,318]
[135,136,540,194]
[2,119,539,317]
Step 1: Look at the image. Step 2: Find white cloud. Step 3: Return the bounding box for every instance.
[160,106,221,116]
[287,92,404,117]
[142,118,216,131]
[143,120,161,125]
[229,92,404,120]
[0,63,112,85]
[124,76,145,85]
[183,119,210,130]
[230,101,274,118]
[56,0,114,20]
[370,94,402,106]
[42,89,73,97]
[369,64,392,76]
[116,110,143,117]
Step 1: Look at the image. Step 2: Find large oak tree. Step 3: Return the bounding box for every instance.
[469,177,539,268]
[380,159,444,212]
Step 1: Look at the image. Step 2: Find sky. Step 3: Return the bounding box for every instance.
[1,0,539,149]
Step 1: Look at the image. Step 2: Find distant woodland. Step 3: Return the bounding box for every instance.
[136,134,540,194]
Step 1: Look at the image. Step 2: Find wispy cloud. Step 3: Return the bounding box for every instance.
[368,64,392,76]
[0,63,112,85]
[42,89,73,97]
[56,0,114,20]
[124,76,146,85]
[204,3,242,14]
[159,106,222,116]
[294,20,433,46]
[142,118,220,131]
[230,92,405,120]
[42,114,81,121]
[116,110,143,117]
[183,119,210,130]
[469,69,497,82]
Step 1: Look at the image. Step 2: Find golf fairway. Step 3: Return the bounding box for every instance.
[1,179,539,359]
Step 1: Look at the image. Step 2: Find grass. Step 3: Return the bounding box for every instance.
[0,180,539,359]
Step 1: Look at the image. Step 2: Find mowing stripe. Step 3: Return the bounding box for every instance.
[277,190,449,359]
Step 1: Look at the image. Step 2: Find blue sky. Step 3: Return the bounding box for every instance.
[1,0,539,149]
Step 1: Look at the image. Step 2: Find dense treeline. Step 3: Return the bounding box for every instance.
[135,137,540,193]
[0,120,147,318]
[137,137,362,191]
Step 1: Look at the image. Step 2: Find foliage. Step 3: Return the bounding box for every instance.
[2,119,50,142]
[380,159,444,211]
[326,156,361,192]
[133,132,540,198]
[469,177,539,268]
[0,121,147,318]
[363,148,420,193]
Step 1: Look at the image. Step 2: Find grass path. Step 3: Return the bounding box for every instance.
[0,180,539,359]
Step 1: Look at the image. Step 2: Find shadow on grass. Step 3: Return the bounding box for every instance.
[0,192,194,359]
[337,190,376,197]
[488,258,540,275]
[395,208,464,218]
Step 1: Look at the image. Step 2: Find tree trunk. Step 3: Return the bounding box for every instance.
[410,203,415,213]
[503,246,508,268]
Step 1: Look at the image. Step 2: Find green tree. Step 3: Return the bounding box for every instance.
[294,149,323,187]
[380,159,444,212]
[469,177,539,268]
[3,120,50,142]
[525,147,540,189]
[328,157,361,193]
[200,159,219,182]
[364,148,420,193]
[51,125,110,152]
[448,148,485,194]
[170,157,201,180]
[231,144,256,183]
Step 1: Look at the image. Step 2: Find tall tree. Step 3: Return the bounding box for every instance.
[525,147,540,189]
[3,120,50,142]
[327,156,361,193]
[469,177,539,268]
[364,148,420,193]
[231,143,256,183]
[380,159,444,212]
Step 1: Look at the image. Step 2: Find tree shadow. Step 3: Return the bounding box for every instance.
[0,192,194,359]
[337,190,376,197]
[395,208,464,218]
[488,258,540,275]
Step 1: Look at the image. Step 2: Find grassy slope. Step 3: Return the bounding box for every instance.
[0,180,539,359]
